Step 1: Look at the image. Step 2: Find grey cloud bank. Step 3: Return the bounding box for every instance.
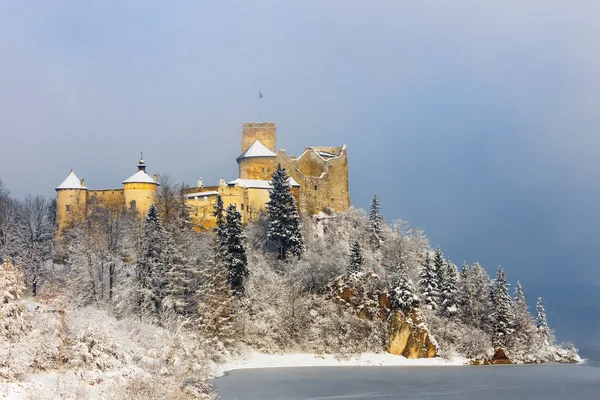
[0,0,598,356]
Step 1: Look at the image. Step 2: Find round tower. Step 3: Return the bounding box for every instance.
[123,155,159,216]
[55,170,88,233]
[237,140,277,180]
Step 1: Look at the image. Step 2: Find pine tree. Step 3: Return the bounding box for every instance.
[348,240,364,273]
[135,204,169,319]
[266,164,303,260]
[511,281,534,350]
[222,204,248,296]
[163,229,200,317]
[492,267,515,349]
[196,249,235,349]
[433,246,445,290]
[535,297,551,345]
[440,262,459,317]
[368,194,384,250]
[457,263,494,330]
[419,253,439,310]
[213,194,225,247]
[390,260,420,311]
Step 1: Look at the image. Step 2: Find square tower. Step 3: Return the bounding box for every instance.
[242,122,277,153]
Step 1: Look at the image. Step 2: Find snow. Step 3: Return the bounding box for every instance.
[237,140,277,160]
[215,352,468,375]
[186,191,220,198]
[56,171,86,190]
[122,170,158,185]
[228,178,301,189]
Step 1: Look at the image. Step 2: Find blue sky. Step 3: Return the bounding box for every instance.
[1,1,599,354]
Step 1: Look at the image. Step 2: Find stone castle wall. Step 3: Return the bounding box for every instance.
[276,145,350,215]
[242,122,276,153]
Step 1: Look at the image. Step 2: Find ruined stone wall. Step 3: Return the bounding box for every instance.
[242,122,277,153]
[276,145,350,215]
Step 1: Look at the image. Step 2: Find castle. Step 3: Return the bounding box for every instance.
[55,122,350,233]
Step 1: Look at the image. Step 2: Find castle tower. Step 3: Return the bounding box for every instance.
[241,122,276,153]
[123,155,159,216]
[237,140,277,180]
[55,170,88,233]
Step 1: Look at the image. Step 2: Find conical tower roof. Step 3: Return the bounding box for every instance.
[123,155,159,185]
[237,140,277,162]
[56,171,87,190]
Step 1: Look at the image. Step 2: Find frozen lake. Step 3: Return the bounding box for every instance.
[213,363,600,400]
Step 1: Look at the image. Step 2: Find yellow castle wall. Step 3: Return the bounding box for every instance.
[55,189,88,233]
[239,157,277,180]
[123,182,158,216]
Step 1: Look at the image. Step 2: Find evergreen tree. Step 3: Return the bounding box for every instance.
[418,253,439,310]
[213,194,225,247]
[348,240,364,273]
[390,260,420,311]
[196,249,235,349]
[511,281,534,349]
[433,246,445,290]
[368,193,384,250]
[535,297,551,345]
[222,204,248,296]
[492,267,515,349]
[163,230,200,317]
[440,262,459,317]
[135,204,169,319]
[266,164,303,260]
[457,263,494,329]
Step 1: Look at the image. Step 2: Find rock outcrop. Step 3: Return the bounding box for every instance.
[328,271,437,358]
[388,310,437,358]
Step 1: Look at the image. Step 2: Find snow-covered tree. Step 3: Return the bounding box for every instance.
[535,296,551,345]
[222,204,248,296]
[163,230,200,317]
[433,246,445,289]
[12,195,54,296]
[368,194,384,250]
[440,262,459,317]
[135,204,169,319]
[213,194,225,247]
[196,250,235,350]
[418,253,439,310]
[492,267,515,349]
[511,281,534,350]
[0,259,27,340]
[458,263,493,330]
[390,260,420,311]
[266,164,303,260]
[348,240,364,273]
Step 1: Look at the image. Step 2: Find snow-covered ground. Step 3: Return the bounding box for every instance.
[215,352,468,376]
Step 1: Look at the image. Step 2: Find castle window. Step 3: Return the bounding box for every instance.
[241,204,245,211]
[314,185,318,190]
[262,168,265,173]
[130,200,136,211]
[65,204,71,212]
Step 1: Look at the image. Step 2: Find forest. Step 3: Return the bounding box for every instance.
[0,167,579,399]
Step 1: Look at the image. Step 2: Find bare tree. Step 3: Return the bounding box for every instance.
[13,195,54,296]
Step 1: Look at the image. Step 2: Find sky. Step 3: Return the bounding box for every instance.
[0,1,599,356]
